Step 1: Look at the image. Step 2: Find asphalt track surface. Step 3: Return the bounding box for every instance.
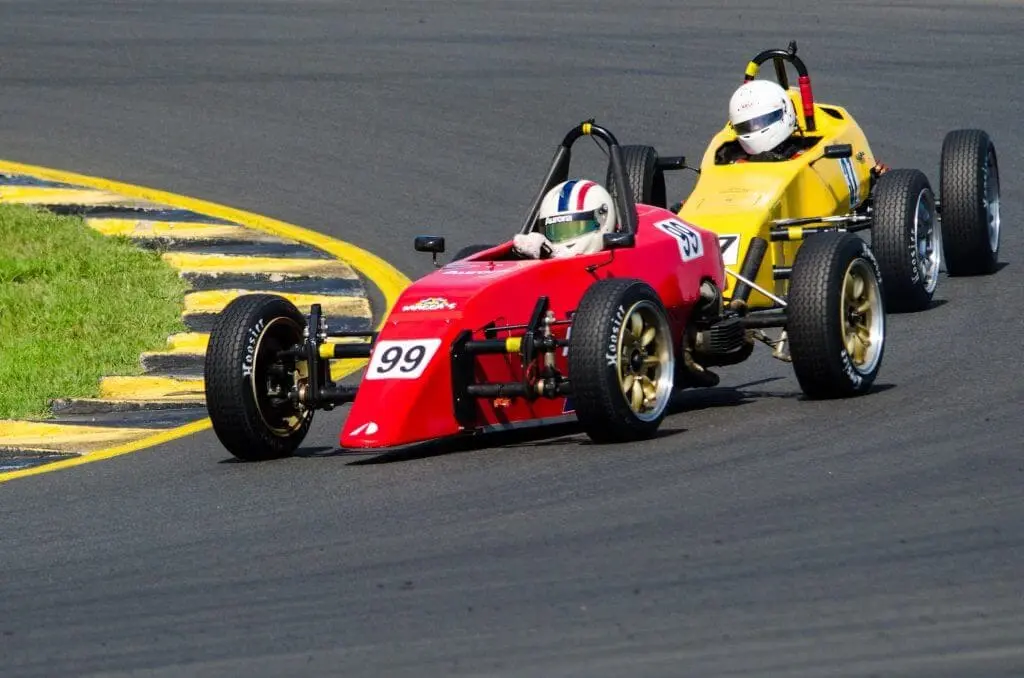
[2,2,1023,676]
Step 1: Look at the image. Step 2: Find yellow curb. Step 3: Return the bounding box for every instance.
[183,289,371,317]
[0,421,160,453]
[165,332,371,354]
[87,218,288,242]
[0,160,410,483]
[0,185,158,208]
[166,332,209,351]
[0,159,411,313]
[99,375,205,401]
[162,252,358,278]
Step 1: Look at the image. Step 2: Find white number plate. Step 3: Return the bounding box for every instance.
[364,339,442,380]
[719,235,740,266]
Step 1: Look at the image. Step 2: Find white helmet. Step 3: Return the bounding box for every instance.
[728,80,798,155]
[535,179,617,255]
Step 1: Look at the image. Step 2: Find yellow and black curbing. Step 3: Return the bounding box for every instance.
[0,164,409,480]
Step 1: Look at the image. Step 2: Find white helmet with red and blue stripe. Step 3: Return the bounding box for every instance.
[535,179,617,255]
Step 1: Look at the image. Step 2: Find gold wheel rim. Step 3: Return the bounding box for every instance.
[840,259,883,374]
[251,316,311,437]
[614,301,674,422]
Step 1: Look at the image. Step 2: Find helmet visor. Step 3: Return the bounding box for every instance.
[540,210,601,243]
[733,108,785,136]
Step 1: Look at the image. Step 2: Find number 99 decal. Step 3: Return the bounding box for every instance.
[364,339,442,380]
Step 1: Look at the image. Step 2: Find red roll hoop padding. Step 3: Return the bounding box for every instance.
[797,75,816,131]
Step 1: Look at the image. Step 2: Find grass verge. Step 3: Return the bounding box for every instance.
[0,204,187,419]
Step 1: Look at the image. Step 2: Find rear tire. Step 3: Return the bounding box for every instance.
[940,129,1000,276]
[569,279,675,443]
[204,294,313,461]
[606,145,667,208]
[788,233,885,398]
[871,169,939,312]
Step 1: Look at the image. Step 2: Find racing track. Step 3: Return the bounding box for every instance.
[2,2,1022,676]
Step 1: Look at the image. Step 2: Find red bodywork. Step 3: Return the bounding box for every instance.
[340,204,725,449]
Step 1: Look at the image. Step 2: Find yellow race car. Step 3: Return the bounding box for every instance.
[614,42,1001,317]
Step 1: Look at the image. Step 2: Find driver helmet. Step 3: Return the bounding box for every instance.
[535,179,616,254]
[728,79,798,155]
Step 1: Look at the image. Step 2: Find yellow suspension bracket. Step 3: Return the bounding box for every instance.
[318,343,336,360]
[787,226,805,241]
[505,337,522,354]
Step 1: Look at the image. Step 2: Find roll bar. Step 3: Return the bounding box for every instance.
[519,120,639,237]
[742,41,817,132]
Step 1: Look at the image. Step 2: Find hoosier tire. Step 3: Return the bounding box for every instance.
[569,279,675,443]
[871,169,939,312]
[940,129,1000,276]
[787,233,885,399]
[204,294,313,461]
[606,145,667,208]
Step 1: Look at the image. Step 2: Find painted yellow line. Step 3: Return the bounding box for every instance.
[99,375,205,401]
[162,252,358,279]
[0,159,411,313]
[0,186,157,207]
[0,419,213,484]
[184,289,371,317]
[0,421,161,453]
[87,218,288,243]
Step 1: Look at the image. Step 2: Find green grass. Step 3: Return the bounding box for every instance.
[0,204,188,419]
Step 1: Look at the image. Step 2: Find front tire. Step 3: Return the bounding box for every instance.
[940,129,1000,276]
[787,233,885,398]
[871,169,939,312]
[204,294,313,461]
[569,279,675,443]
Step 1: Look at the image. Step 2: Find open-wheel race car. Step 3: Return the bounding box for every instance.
[612,42,1001,314]
[204,121,887,461]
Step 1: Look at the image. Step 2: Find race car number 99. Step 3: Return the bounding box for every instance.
[364,339,442,380]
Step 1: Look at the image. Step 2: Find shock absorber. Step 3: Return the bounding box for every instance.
[730,236,768,305]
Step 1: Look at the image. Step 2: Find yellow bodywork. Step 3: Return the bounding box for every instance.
[679,92,875,308]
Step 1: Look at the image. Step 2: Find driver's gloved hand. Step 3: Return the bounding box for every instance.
[513,232,553,259]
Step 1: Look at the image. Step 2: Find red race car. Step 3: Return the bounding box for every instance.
[203,121,886,461]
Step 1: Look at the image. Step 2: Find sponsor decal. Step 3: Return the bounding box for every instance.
[855,150,867,164]
[401,296,456,312]
[839,156,860,209]
[654,218,705,262]
[350,421,379,436]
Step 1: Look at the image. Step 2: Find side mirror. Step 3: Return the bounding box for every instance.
[414,235,445,253]
[603,232,635,250]
[823,144,853,160]
[414,235,446,267]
